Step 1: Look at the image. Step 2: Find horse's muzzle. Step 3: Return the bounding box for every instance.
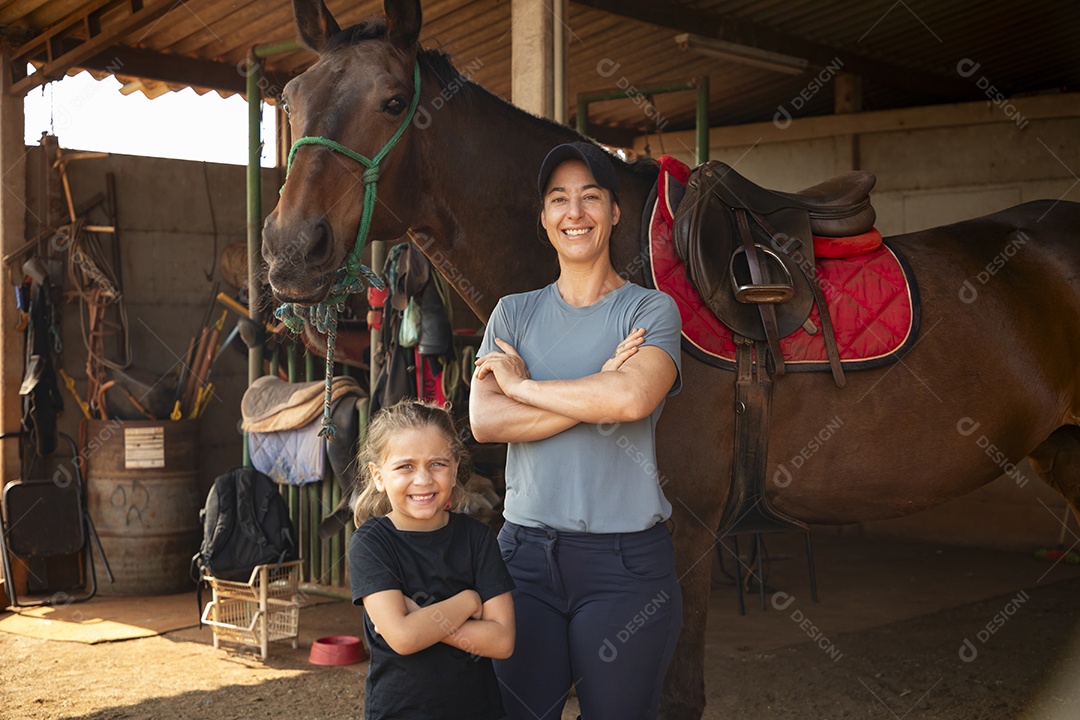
[263,215,338,304]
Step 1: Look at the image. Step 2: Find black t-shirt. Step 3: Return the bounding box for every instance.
[349,512,515,720]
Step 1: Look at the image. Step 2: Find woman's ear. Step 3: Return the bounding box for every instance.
[612,201,621,226]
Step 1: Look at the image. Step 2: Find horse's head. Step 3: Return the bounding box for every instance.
[263,0,424,304]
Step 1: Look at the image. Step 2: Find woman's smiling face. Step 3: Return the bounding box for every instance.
[541,159,620,266]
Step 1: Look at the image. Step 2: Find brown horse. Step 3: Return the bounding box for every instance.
[263,1,1080,717]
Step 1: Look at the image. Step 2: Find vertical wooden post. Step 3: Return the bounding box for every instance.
[834,73,863,115]
[834,73,862,172]
[511,0,561,120]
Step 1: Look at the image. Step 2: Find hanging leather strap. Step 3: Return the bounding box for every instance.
[736,210,785,375]
[716,337,808,538]
[751,210,846,388]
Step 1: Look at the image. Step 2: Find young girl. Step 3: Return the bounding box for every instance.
[348,400,515,720]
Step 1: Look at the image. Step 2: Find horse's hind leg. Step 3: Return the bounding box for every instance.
[1027,426,1080,528]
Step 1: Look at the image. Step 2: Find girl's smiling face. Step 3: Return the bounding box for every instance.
[370,425,459,531]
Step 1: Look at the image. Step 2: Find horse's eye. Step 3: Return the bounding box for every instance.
[384,96,407,116]
[280,94,290,115]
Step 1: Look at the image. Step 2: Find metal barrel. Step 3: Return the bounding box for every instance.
[85,419,201,595]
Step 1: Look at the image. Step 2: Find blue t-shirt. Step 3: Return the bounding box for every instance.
[478,281,682,533]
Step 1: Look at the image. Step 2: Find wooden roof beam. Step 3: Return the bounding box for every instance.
[80,46,295,98]
[571,0,981,101]
[6,0,178,96]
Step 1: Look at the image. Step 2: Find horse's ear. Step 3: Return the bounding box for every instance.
[385,0,422,49]
[293,0,341,52]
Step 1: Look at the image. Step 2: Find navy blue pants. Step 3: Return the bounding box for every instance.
[494,521,682,720]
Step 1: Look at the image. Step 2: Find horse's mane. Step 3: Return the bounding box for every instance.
[326,20,659,184]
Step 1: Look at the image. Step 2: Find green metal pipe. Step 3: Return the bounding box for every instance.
[244,52,264,467]
[298,485,309,580]
[244,39,302,466]
[574,79,709,163]
[287,341,298,383]
[321,475,333,582]
[696,76,710,164]
[330,477,342,587]
[253,40,304,59]
[309,483,321,582]
[577,80,696,106]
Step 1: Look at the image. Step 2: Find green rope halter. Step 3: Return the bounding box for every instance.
[275,61,422,439]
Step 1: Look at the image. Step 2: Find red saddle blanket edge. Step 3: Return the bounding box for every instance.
[650,155,919,370]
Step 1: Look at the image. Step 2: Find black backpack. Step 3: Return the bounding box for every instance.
[192,467,299,583]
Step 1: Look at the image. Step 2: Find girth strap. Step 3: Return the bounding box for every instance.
[717,337,808,538]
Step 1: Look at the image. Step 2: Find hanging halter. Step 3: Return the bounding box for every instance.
[275,61,422,439]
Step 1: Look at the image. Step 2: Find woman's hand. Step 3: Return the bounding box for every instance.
[602,328,645,372]
[475,338,531,396]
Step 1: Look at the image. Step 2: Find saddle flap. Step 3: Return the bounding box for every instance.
[672,169,813,342]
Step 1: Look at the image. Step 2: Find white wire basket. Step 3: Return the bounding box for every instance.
[200,561,302,659]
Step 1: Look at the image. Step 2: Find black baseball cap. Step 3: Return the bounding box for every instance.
[536,141,619,200]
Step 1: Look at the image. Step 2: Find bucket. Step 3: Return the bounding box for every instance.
[85,419,201,595]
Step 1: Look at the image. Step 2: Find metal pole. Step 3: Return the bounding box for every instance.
[578,80,697,106]
[696,75,710,164]
[253,40,303,59]
[574,80,708,158]
[576,95,589,137]
[244,40,305,467]
[244,52,263,467]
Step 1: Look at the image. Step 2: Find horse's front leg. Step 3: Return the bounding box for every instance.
[661,504,719,720]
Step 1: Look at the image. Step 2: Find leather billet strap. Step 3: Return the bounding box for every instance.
[716,337,808,538]
[735,210,785,375]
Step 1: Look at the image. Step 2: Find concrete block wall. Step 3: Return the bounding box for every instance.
[636,93,1080,550]
[21,145,283,498]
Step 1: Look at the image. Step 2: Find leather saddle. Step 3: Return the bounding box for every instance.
[668,161,876,540]
[672,161,876,383]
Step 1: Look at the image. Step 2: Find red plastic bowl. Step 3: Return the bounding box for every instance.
[309,635,367,666]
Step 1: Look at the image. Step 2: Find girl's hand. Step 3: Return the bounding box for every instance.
[457,589,483,620]
[602,328,645,372]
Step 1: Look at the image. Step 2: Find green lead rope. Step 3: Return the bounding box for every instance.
[275,62,422,439]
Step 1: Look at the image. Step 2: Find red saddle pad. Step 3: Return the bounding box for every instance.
[646,156,919,372]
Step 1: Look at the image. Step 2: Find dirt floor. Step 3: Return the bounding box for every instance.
[2,533,1079,720]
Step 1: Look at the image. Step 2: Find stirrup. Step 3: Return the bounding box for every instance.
[729,245,795,304]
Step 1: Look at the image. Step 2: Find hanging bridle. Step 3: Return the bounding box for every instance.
[275,61,422,438]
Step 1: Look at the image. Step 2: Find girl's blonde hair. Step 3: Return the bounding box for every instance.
[353,399,472,525]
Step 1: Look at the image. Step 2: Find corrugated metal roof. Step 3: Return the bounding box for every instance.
[2,0,1077,140]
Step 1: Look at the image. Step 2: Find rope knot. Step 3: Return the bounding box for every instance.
[362,165,380,184]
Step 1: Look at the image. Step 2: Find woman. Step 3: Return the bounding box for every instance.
[470,141,683,720]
